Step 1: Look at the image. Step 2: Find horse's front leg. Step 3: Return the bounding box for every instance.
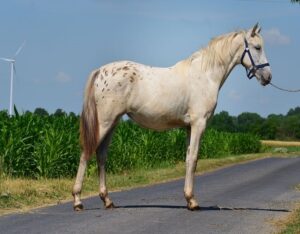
[184,119,206,210]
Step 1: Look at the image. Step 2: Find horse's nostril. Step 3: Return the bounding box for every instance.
[268,74,272,81]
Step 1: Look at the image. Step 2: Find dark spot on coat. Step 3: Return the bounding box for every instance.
[105,83,108,87]
[100,74,104,81]
[123,66,130,71]
[130,76,135,82]
[102,96,104,99]
[112,72,117,76]
[104,80,107,85]
[102,88,105,92]
[107,89,110,91]
[123,73,128,77]
[117,67,122,71]
[118,82,122,87]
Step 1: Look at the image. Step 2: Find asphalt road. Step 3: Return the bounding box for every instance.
[0,157,300,234]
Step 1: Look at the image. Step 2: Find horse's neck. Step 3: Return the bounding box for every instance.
[187,33,244,89]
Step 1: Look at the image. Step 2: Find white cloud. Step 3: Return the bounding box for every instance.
[228,90,241,101]
[263,28,291,46]
[55,72,72,83]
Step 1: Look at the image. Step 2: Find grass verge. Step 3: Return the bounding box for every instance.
[279,185,300,234]
[281,207,300,234]
[261,141,300,233]
[1,152,299,216]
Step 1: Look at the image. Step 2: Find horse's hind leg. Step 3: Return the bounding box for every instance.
[72,152,87,211]
[96,127,115,209]
[72,124,113,211]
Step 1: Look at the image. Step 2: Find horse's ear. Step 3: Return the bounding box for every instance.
[250,23,260,37]
[257,26,262,34]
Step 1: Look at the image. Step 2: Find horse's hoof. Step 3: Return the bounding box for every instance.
[187,200,200,211]
[187,204,200,211]
[74,203,84,211]
[105,202,115,209]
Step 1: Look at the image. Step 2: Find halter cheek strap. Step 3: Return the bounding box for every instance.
[241,39,270,79]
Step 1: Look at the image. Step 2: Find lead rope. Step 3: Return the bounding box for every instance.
[269,82,300,93]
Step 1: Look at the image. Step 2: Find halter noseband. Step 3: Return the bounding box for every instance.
[241,39,270,79]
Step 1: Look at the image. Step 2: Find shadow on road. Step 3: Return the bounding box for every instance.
[86,205,290,212]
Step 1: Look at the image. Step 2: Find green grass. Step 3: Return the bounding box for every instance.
[280,208,300,234]
[280,185,300,234]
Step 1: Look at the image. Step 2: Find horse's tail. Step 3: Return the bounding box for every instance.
[80,69,100,160]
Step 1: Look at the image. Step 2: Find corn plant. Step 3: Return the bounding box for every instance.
[0,110,261,178]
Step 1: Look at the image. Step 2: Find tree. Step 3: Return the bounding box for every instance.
[287,107,300,116]
[209,111,236,132]
[281,115,300,139]
[236,112,264,135]
[54,108,66,117]
[259,114,282,139]
[34,107,49,116]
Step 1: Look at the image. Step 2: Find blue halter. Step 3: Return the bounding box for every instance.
[241,39,270,79]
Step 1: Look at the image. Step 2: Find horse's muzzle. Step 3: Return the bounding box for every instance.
[262,74,272,86]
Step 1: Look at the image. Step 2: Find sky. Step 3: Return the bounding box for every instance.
[0,0,299,117]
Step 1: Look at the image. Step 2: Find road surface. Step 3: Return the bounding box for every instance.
[0,157,300,234]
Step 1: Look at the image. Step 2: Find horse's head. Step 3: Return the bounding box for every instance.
[241,23,272,86]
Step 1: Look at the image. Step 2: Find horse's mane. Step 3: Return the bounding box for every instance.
[188,30,246,71]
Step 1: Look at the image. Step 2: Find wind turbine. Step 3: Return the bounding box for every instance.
[0,41,25,115]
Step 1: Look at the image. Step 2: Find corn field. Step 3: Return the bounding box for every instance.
[0,110,261,178]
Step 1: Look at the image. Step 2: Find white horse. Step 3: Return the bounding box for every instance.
[72,23,272,211]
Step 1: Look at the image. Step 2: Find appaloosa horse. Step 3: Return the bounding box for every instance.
[72,23,272,211]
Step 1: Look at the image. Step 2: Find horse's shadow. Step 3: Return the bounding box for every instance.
[85,204,290,212]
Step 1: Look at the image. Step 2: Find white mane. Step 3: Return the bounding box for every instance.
[188,31,246,71]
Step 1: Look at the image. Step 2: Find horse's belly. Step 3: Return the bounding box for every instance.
[127,111,189,131]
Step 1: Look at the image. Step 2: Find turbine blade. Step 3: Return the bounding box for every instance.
[14,41,26,57]
[0,57,14,62]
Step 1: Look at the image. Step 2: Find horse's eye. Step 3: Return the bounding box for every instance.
[255,45,261,51]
